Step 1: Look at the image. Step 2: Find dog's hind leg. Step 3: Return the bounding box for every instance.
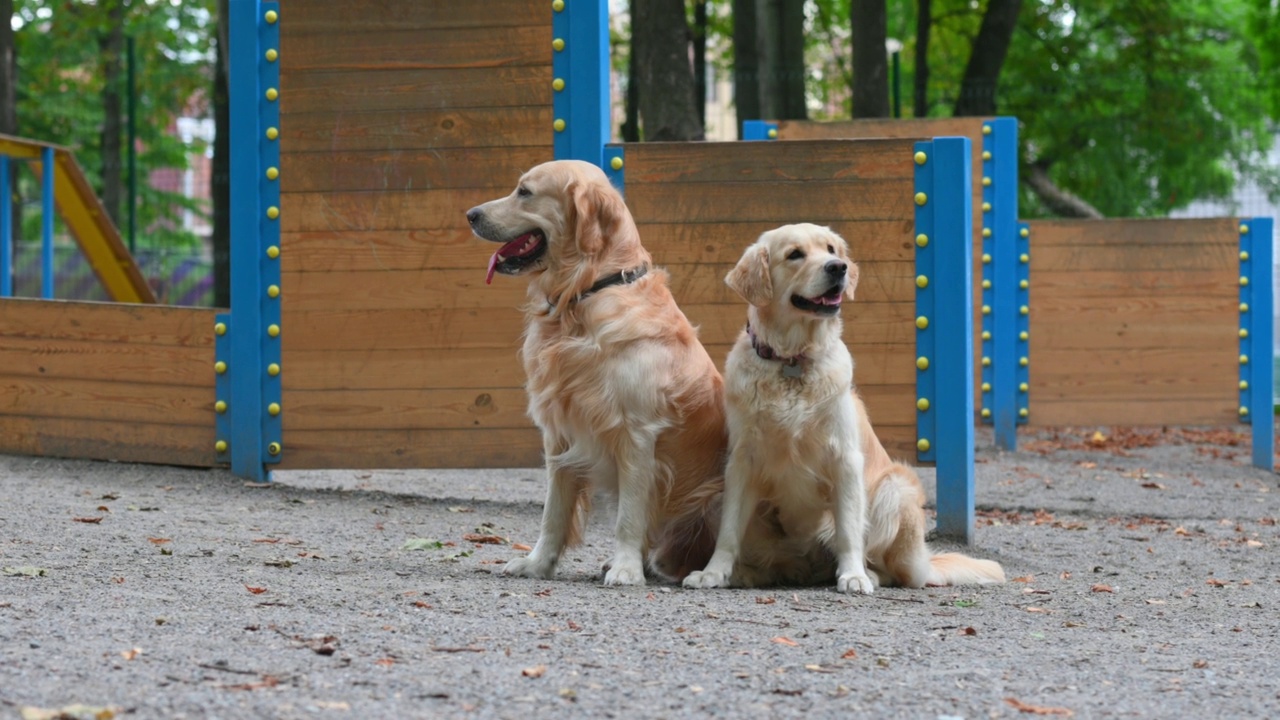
[504,441,585,580]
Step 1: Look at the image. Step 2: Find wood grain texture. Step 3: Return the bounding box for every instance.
[0,417,215,467]
[624,180,914,224]
[283,107,552,153]
[283,0,550,34]
[1026,219,1240,427]
[775,118,984,141]
[278,428,545,469]
[280,188,519,233]
[621,139,916,183]
[281,66,553,115]
[0,298,218,346]
[281,147,552,193]
[282,25,550,72]
[0,337,213,386]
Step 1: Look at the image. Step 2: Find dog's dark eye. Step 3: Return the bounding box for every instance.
[827,244,835,254]
[786,249,805,261]
[517,186,532,198]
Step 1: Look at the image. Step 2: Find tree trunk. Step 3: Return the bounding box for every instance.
[0,0,17,246]
[632,0,703,140]
[98,0,127,227]
[756,0,807,120]
[913,0,931,117]
[731,0,760,138]
[693,0,707,128]
[1025,161,1103,218]
[621,32,640,141]
[850,0,889,118]
[212,0,231,307]
[952,0,1022,116]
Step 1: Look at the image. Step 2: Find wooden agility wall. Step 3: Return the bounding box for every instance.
[0,299,217,466]
[624,139,920,457]
[1027,218,1239,426]
[277,1,554,468]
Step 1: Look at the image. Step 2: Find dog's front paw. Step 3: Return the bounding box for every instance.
[502,555,555,579]
[603,561,646,586]
[682,569,729,589]
[837,571,875,595]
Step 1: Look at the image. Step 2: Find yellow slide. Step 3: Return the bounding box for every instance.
[0,134,157,304]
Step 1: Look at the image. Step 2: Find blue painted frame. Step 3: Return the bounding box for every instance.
[979,117,1021,449]
[219,0,282,482]
[0,155,10,297]
[1014,221,1031,426]
[742,120,778,141]
[915,137,976,544]
[552,0,609,166]
[1238,217,1274,471]
[603,146,625,192]
[41,146,54,299]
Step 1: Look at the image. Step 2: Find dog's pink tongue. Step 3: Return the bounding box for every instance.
[486,252,499,285]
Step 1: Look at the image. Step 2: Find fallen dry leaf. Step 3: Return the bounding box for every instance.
[96,506,111,512]
[375,657,396,667]
[1246,539,1264,548]
[841,649,858,659]
[755,596,777,605]
[1091,584,1114,593]
[120,647,143,660]
[463,534,505,545]
[412,600,433,609]
[252,538,281,544]
[148,538,171,545]
[512,543,532,552]
[1193,659,1209,669]
[1090,431,1107,446]
[1006,697,1074,716]
[522,665,547,678]
[73,517,103,524]
[1145,599,1166,605]
[1011,575,1035,583]
[1206,578,1229,587]
[1026,607,1051,614]
[771,636,799,647]
[20,704,123,720]
[244,585,268,595]
[1140,482,1167,490]
[962,627,977,636]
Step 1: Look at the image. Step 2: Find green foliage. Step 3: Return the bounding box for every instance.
[12,0,215,248]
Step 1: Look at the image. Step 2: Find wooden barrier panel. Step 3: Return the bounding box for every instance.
[1026,218,1240,426]
[624,139,921,458]
[0,298,218,466]
[277,0,554,469]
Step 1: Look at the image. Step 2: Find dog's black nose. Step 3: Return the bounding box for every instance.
[824,260,847,277]
[466,208,482,226]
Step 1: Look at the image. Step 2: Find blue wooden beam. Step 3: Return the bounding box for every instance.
[0,155,10,297]
[981,117,1020,449]
[41,146,54,299]
[552,0,609,166]
[742,120,778,141]
[1239,217,1274,471]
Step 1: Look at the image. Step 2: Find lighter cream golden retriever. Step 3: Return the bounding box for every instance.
[465,160,725,585]
[684,224,1005,591]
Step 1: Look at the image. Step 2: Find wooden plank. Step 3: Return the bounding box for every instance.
[0,337,213,386]
[280,187,525,233]
[1027,399,1238,427]
[281,304,915,351]
[278,428,545,469]
[0,299,217,346]
[1029,295,1237,323]
[1028,218,1241,248]
[0,376,213,426]
[283,0,549,34]
[0,417,215,468]
[1030,352,1236,400]
[776,118,984,141]
[622,139,916,184]
[279,262,916,311]
[283,107,552,153]
[280,66,553,115]
[282,25,550,72]
[626,180,914,224]
[1031,270,1237,298]
[1031,241,1237,272]
[1029,321,1237,351]
[280,147,552,194]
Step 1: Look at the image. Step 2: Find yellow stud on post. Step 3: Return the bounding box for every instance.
[982,356,991,367]
[914,151,927,165]
[1240,302,1249,313]
[1019,331,1028,341]
[981,382,992,392]
[266,167,278,180]
[982,253,992,264]
[917,438,931,452]
[214,361,227,374]
[1019,356,1029,367]
[914,192,927,206]
[1240,380,1249,390]
[982,228,992,238]
[982,177,991,187]
[915,234,928,247]
[982,330,991,340]
[982,304,991,315]
[1240,328,1249,338]
[267,363,281,376]
[916,275,928,288]
[216,440,228,453]
[1020,279,1029,290]
[1020,305,1029,315]
[268,403,281,417]
[268,324,280,338]
[1240,224,1249,234]
[552,0,565,11]
[916,357,930,371]
[553,38,565,51]
[1020,228,1029,238]
[265,49,278,62]
[266,127,278,140]
[1019,408,1028,418]
[1240,251,1249,261]
[982,279,991,289]
[982,124,992,135]
[981,408,991,418]
[268,442,282,456]
[552,78,565,92]
[214,322,227,336]
[553,119,566,132]
[267,285,280,298]
[916,316,929,330]
[917,398,930,411]
[265,88,278,102]
[982,151,992,160]
[267,206,279,220]
[1019,253,1029,263]
[982,202,991,212]
[1241,354,1250,365]
[264,9,277,23]
[267,245,280,259]
[1019,382,1028,392]
[1240,406,1249,417]
[767,128,778,139]
[610,156,624,171]
[1240,276,1249,286]
[215,400,227,414]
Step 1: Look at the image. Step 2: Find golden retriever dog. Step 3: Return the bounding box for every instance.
[684,224,1005,591]
[465,160,725,585]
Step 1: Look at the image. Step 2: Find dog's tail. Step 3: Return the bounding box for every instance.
[926,552,1005,586]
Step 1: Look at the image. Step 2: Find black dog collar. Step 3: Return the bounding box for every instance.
[747,324,806,378]
[550,265,649,310]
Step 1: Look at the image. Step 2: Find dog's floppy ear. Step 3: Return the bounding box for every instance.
[570,180,624,256]
[725,245,773,306]
[844,261,860,301]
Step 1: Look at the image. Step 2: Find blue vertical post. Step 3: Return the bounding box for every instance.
[1239,218,1274,471]
[915,137,975,544]
[603,146,625,192]
[742,120,778,141]
[221,0,281,482]
[1015,222,1031,425]
[41,146,54,299]
[981,117,1019,449]
[552,0,609,167]
[0,155,10,297]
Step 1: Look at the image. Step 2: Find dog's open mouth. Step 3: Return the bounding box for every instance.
[791,285,844,315]
[485,230,547,284]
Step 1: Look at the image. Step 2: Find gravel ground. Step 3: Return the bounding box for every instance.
[1,426,1278,719]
